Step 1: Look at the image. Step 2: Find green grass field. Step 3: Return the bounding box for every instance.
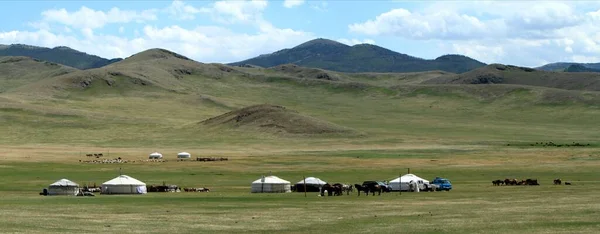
[1,52,600,233]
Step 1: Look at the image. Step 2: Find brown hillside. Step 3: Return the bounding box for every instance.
[200,104,355,135]
[424,64,600,91]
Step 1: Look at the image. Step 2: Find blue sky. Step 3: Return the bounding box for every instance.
[1,1,600,67]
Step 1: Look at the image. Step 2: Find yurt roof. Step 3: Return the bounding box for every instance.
[150,152,162,156]
[102,175,146,186]
[389,174,429,183]
[252,175,290,184]
[295,177,327,185]
[177,152,190,155]
[50,178,79,187]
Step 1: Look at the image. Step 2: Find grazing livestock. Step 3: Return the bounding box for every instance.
[183,187,210,192]
[496,178,538,186]
[354,184,368,196]
[320,184,342,196]
[565,182,572,185]
[341,184,353,195]
[362,182,382,196]
[553,179,562,185]
[524,179,539,185]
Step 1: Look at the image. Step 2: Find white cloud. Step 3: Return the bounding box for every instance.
[40,6,157,29]
[209,0,268,24]
[351,2,600,66]
[310,1,328,12]
[283,0,305,8]
[337,38,375,46]
[118,26,125,34]
[166,0,207,20]
[349,8,503,40]
[4,24,309,63]
[0,0,312,63]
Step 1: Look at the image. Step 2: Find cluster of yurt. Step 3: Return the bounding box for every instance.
[295,177,327,192]
[388,174,429,192]
[251,176,292,193]
[101,175,147,194]
[149,152,192,159]
[45,179,80,195]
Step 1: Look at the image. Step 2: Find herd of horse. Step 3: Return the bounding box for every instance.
[314,183,387,196]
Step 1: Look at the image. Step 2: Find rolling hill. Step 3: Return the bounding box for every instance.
[0,56,77,93]
[424,64,600,91]
[1,47,599,146]
[200,104,356,135]
[0,44,122,69]
[230,38,486,73]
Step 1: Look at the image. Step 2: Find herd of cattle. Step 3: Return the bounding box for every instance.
[492,178,572,186]
[492,178,539,186]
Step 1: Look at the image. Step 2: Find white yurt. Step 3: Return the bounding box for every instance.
[149,152,163,159]
[177,152,191,159]
[388,174,429,191]
[101,175,147,194]
[294,177,327,192]
[251,175,291,193]
[48,179,79,195]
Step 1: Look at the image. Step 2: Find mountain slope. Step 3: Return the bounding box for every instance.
[230,38,486,73]
[424,64,600,91]
[0,44,122,69]
[0,56,78,93]
[7,48,246,97]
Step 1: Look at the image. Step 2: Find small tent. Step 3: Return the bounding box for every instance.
[177,152,191,159]
[149,152,163,159]
[388,174,429,191]
[251,176,291,193]
[48,179,79,195]
[294,177,327,192]
[101,175,147,194]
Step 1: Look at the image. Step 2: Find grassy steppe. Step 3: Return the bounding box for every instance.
[1,52,599,233]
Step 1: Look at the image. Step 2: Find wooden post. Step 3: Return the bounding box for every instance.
[303,176,307,197]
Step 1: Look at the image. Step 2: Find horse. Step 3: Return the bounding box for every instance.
[363,183,382,196]
[492,180,504,186]
[525,179,539,186]
[321,184,342,196]
[341,184,353,195]
[354,184,368,196]
[331,183,344,196]
[553,179,562,185]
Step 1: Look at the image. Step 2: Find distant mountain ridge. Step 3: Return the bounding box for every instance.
[0,44,122,70]
[563,64,600,73]
[230,38,486,73]
[537,62,600,72]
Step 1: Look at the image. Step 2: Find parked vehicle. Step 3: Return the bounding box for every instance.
[431,177,452,191]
